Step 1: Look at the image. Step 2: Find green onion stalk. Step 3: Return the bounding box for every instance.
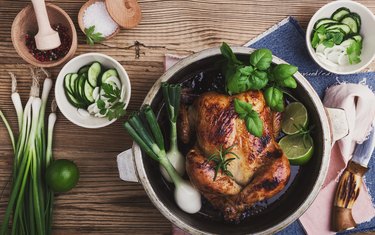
[159,83,185,182]
[124,106,201,214]
[0,68,56,235]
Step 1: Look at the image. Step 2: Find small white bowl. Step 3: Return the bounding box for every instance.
[306,0,375,74]
[55,53,131,128]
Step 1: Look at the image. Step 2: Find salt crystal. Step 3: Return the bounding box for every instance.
[83,1,118,37]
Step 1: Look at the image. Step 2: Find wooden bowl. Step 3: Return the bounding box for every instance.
[11,3,77,68]
[78,0,120,40]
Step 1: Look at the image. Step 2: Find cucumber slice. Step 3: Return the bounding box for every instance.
[352,34,362,42]
[75,74,89,105]
[326,24,351,34]
[340,38,356,47]
[69,73,79,94]
[341,15,359,33]
[350,12,361,29]
[104,75,122,88]
[88,62,101,87]
[84,80,95,103]
[78,65,90,74]
[64,73,73,93]
[101,69,119,84]
[314,19,337,29]
[65,89,86,109]
[331,7,350,21]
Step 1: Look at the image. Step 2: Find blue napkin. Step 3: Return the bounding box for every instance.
[246,16,375,235]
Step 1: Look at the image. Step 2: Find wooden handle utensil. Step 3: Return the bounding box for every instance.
[331,160,368,232]
[30,0,61,50]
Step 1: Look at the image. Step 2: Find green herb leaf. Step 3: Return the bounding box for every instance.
[97,83,126,120]
[272,64,298,80]
[85,25,105,46]
[264,87,284,112]
[277,76,297,89]
[106,102,126,121]
[239,66,254,76]
[220,42,242,65]
[97,99,105,109]
[234,99,253,118]
[245,112,263,137]
[322,40,334,48]
[249,70,268,90]
[347,40,362,65]
[233,98,263,137]
[249,48,273,70]
[206,145,239,181]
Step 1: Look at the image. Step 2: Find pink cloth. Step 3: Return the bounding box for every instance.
[300,83,375,235]
[165,55,375,234]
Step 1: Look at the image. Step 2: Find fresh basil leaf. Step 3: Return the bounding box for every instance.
[274,98,285,112]
[248,70,268,90]
[277,76,297,89]
[226,69,242,95]
[272,64,298,80]
[234,98,253,119]
[239,66,254,76]
[245,112,263,137]
[249,49,272,70]
[264,87,284,111]
[220,42,242,65]
[347,40,362,65]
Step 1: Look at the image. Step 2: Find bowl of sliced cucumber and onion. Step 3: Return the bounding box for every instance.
[55,53,131,128]
[306,0,375,74]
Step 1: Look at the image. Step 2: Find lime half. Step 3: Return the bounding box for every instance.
[282,102,308,135]
[279,134,314,165]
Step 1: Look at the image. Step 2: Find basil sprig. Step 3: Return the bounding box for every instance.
[233,99,263,137]
[220,42,298,112]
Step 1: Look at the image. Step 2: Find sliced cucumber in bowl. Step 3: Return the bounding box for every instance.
[88,62,101,87]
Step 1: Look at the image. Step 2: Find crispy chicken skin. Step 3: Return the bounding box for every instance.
[181,91,290,221]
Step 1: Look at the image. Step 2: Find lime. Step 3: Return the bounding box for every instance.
[46,159,80,193]
[279,134,314,165]
[282,102,308,135]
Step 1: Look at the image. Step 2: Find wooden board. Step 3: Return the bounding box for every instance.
[0,0,374,234]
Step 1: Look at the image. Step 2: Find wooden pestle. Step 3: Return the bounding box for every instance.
[31,0,61,50]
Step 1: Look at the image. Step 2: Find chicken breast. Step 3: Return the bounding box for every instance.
[181,91,290,221]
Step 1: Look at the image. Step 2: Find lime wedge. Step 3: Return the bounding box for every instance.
[279,134,314,165]
[282,102,308,135]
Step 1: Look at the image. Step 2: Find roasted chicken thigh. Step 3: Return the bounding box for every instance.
[179,91,290,221]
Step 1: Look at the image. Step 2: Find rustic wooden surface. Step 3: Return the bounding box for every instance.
[0,0,374,234]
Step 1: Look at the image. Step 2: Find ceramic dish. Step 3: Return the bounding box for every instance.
[55,53,131,128]
[306,0,375,74]
[118,47,349,234]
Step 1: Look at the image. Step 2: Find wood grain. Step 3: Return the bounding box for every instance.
[0,0,374,234]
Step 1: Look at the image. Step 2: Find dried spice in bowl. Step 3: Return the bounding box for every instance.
[25,23,72,62]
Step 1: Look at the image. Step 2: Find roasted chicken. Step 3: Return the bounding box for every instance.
[179,90,290,221]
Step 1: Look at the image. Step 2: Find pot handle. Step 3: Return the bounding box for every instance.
[117,148,140,183]
[325,107,349,143]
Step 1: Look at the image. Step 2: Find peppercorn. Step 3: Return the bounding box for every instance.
[25,24,72,62]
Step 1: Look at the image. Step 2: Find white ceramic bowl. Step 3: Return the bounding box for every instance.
[55,53,131,128]
[306,0,375,74]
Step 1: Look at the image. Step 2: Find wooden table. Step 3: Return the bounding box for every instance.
[0,0,374,234]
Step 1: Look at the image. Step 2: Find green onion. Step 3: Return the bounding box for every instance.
[0,68,56,235]
[159,83,185,182]
[124,106,201,214]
